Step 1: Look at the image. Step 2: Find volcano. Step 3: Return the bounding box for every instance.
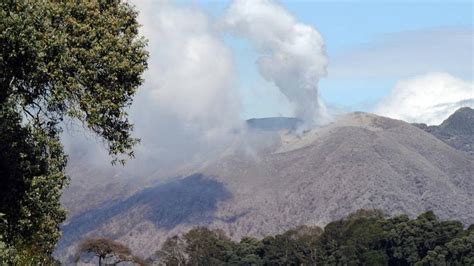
[57,109,474,261]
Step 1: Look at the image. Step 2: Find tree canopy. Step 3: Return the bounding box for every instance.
[152,210,474,265]
[0,0,148,263]
[1,0,148,161]
[75,237,145,266]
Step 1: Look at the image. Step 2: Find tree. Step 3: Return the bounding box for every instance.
[183,227,235,265]
[75,237,145,266]
[228,236,263,265]
[0,0,148,262]
[315,209,388,265]
[260,225,323,265]
[0,100,67,264]
[1,0,148,161]
[153,235,187,266]
[382,211,465,265]
[153,227,236,265]
[149,211,472,265]
[418,221,473,265]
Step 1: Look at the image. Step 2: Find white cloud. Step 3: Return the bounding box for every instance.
[127,0,246,169]
[375,72,474,125]
[134,1,240,130]
[64,1,244,174]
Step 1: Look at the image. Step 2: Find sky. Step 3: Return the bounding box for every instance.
[188,0,473,118]
[63,0,473,179]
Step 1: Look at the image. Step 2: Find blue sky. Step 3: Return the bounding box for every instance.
[178,0,473,118]
[283,1,473,112]
[281,1,472,54]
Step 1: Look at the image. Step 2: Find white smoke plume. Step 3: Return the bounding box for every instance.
[375,72,474,125]
[122,0,248,173]
[62,0,333,187]
[63,0,244,179]
[221,0,329,125]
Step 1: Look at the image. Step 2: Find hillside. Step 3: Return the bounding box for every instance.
[414,107,474,156]
[56,111,474,261]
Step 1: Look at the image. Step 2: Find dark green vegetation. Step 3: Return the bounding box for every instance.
[152,210,474,265]
[0,0,147,263]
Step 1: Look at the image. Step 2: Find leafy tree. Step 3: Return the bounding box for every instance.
[0,0,147,262]
[184,227,236,265]
[75,237,145,266]
[316,210,388,265]
[0,100,67,264]
[154,235,187,266]
[292,225,324,263]
[228,236,263,265]
[1,0,148,161]
[154,227,237,265]
[382,211,464,264]
[420,223,474,265]
[260,225,323,265]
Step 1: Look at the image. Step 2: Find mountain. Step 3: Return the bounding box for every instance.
[414,107,474,156]
[437,107,474,135]
[56,111,474,261]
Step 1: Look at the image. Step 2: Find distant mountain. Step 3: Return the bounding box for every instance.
[414,107,474,156]
[438,107,474,135]
[246,117,303,131]
[56,111,474,262]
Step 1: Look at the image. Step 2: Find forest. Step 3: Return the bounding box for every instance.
[74,210,474,265]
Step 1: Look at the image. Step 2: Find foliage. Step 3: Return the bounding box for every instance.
[0,0,147,262]
[184,227,237,265]
[1,0,148,162]
[151,210,473,265]
[382,211,466,265]
[259,225,323,265]
[316,209,388,265]
[152,227,236,266]
[0,100,67,264]
[75,237,145,266]
[229,237,263,265]
[153,235,187,266]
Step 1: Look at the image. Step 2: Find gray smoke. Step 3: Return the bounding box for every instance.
[222,0,329,124]
[63,0,245,179]
[62,0,332,185]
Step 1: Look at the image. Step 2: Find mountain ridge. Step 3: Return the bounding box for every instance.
[57,109,474,261]
[414,107,474,156]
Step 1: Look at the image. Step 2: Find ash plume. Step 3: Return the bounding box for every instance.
[63,0,245,177]
[222,0,329,125]
[62,0,333,182]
